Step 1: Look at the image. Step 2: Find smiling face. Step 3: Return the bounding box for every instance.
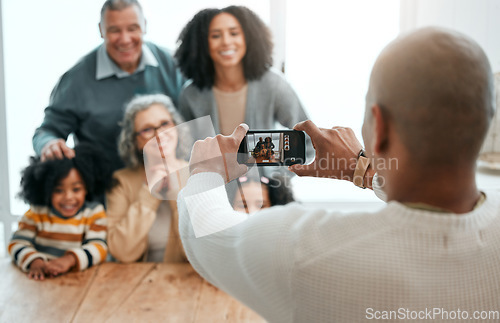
[51,168,87,218]
[134,104,178,156]
[99,5,145,74]
[208,12,247,71]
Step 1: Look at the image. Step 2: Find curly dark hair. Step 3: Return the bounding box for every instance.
[18,143,115,206]
[175,5,273,89]
[226,171,295,208]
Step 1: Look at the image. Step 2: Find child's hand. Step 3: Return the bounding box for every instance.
[45,253,77,277]
[28,258,47,281]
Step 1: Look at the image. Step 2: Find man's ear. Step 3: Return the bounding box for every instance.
[99,23,104,39]
[143,19,147,34]
[371,104,389,155]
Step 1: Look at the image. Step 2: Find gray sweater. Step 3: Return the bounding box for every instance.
[178,69,309,133]
[32,42,184,172]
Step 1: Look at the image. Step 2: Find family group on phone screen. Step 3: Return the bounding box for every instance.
[240,131,304,166]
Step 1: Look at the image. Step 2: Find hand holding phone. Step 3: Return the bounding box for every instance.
[288,121,364,182]
[189,124,249,182]
[237,130,306,166]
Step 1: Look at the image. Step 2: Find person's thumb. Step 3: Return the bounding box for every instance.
[288,163,314,177]
[231,123,249,143]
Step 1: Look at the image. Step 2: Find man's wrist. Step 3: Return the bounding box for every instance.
[42,138,63,149]
[363,166,375,190]
[353,149,371,189]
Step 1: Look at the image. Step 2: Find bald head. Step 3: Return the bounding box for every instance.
[366,27,494,167]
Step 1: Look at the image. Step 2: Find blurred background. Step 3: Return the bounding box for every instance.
[1,0,500,255]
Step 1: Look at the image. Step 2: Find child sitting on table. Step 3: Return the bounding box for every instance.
[8,143,113,280]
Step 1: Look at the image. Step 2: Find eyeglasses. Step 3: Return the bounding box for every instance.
[135,121,174,140]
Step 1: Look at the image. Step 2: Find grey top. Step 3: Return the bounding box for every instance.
[178,69,309,133]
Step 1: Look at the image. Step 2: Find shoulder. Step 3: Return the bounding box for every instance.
[180,81,211,101]
[145,42,175,62]
[181,81,206,95]
[61,46,99,80]
[82,202,105,215]
[113,167,143,184]
[257,68,286,84]
[78,203,106,224]
[110,168,146,197]
[51,47,99,93]
[260,203,387,257]
[248,68,291,92]
[482,190,500,219]
[25,205,50,217]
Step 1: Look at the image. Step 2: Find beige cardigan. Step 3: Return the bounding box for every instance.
[106,165,189,263]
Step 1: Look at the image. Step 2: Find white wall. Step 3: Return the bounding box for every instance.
[286,0,400,203]
[0,0,11,256]
[400,0,500,72]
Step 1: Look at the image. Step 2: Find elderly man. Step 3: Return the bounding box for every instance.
[177,27,499,322]
[33,0,184,171]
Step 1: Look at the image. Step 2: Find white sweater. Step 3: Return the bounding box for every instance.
[178,173,500,322]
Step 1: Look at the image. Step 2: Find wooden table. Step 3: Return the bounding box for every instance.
[0,258,266,322]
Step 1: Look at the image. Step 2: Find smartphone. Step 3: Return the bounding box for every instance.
[237,130,306,166]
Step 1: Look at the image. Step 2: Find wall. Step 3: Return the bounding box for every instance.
[400,0,500,72]
[0,0,11,257]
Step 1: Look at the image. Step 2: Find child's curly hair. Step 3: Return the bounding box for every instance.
[18,143,114,206]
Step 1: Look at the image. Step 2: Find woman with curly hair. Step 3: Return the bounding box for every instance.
[9,143,113,280]
[175,5,309,136]
[106,94,191,263]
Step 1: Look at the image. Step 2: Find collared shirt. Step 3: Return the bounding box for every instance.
[95,43,159,80]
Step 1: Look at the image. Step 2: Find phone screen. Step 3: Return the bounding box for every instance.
[237,130,306,166]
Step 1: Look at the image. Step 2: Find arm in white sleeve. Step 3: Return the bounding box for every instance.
[177,172,295,322]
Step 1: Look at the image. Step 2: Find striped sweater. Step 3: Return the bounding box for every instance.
[8,202,108,272]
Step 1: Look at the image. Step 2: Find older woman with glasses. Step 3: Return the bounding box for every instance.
[106,94,190,263]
